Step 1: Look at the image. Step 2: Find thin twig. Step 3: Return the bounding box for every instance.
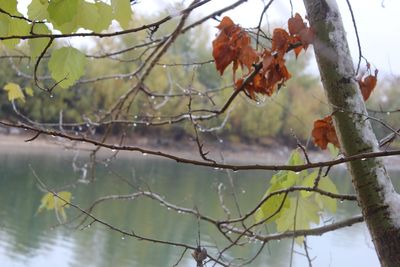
[345,0,363,75]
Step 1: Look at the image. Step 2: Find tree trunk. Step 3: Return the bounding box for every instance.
[303,0,400,265]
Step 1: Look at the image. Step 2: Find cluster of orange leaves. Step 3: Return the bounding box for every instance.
[211,14,379,151]
[311,65,379,150]
[212,16,258,78]
[212,14,314,99]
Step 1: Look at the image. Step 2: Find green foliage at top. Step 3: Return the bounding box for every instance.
[27,0,49,21]
[111,0,133,29]
[48,0,79,26]
[255,149,338,244]
[0,0,133,88]
[0,13,30,48]
[1,0,20,16]
[24,0,132,33]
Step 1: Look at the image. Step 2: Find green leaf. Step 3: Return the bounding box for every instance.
[47,1,113,33]
[27,0,49,21]
[255,182,290,223]
[93,2,113,31]
[76,1,100,31]
[8,17,30,35]
[270,170,297,189]
[0,14,15,48]
[276,196,320,234]
[48,47,87,89]
[300,170,319,198]
[288,149,304,166]
[284,171,300,188]
[111,0,133,29]
[270,170,287,184]
[75,1,113,32]
[255,149,311,223]
[273,170,297,188]
[48,0,79,27]
[3,82,25,102]
[56,20,79,34]
[255,149,339,244]
[315,176,338,213]
[327,143,339,158]
[29,23,52,58]
[0,14,30,49]
[0,0,21,16]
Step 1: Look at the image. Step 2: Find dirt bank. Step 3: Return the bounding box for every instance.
[1,133,399,169]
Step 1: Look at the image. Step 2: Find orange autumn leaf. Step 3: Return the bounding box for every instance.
[212,40,235,75]
[298,27,315,50]
[240,49,291,99]
[216,16,235,30]
[287,13,314,54]
[262,50,274,70]
[213,14,315,101]
[238,43,259,73]
[212,18,238,75]
[288,35,303,57]
[312,115,339,150]
[358,69,378,101]
[271,28,290,56]
[212,16,258,76]
[288,13,306,35]
[267,57,291,88]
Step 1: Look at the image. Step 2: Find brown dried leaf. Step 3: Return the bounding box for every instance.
[298,27,315,50]
[216,16,235,30]
[312,116,339,150]
[212,16,258,76]
[358,69,378,101]
[288,13,306,35]
[271,28,290,56]
[212,41,235,75]
[238,45,259,72]
[240,49,291,98]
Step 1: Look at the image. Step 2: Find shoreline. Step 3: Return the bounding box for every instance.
[1,133,399,169]
[0,133,317,164]
[0,133,292,162]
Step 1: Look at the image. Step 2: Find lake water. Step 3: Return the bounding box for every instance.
[0,149,387,267]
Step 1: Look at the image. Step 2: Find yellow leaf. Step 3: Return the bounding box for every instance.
[25,86,33,96]
[25,87,34,96]
[37,191,72,221]
[3,82,25,102]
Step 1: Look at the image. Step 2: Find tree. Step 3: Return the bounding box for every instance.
[1,0,400,266]
[304,1,400,265]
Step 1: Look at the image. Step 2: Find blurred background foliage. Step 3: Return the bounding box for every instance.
[1,11,398,148]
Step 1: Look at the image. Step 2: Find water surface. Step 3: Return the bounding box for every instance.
[0,150,385,266]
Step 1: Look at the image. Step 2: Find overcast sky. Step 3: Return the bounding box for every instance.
[16,0,400,77]
[135,0,400,77]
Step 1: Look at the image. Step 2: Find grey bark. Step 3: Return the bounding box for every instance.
[303,0,400,266]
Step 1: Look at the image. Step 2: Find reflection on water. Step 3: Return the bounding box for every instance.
[0,150,386,266]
